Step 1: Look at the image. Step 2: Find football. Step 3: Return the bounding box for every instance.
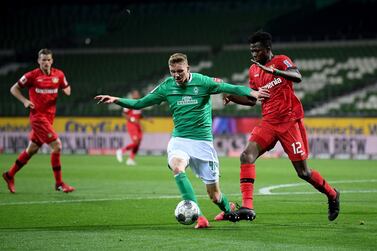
[174,200,200,225]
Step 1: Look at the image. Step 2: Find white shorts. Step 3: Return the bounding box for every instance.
[167,137,220,184]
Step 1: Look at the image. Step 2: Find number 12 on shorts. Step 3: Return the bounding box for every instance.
[291,142,304,155]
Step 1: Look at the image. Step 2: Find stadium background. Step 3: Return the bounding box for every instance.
[1,0,377,159]
[1,1,377,250]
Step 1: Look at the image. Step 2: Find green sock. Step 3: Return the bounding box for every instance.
[174,172,198,204]
[215,193,231,212]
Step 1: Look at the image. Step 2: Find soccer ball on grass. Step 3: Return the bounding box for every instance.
[174,200,200,225]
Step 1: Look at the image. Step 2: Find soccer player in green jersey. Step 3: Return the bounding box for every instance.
[95,53,269,228]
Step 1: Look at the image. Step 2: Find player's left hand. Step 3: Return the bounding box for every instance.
[251,87,270,101]
[94,95,119,104]
[251,59,274,74]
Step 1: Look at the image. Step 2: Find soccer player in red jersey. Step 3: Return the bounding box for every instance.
[224,32,340,222]
[2,49,75,193]
[116,90,143,165]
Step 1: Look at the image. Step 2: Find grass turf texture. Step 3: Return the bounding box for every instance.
[0,155,376,250]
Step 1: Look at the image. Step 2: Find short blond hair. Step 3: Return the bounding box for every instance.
[38,48,53,58]
[168,53,188,65]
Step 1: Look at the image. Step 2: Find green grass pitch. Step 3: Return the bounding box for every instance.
[0,155,376,250]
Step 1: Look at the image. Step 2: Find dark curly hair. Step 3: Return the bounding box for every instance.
[248,31,272,49]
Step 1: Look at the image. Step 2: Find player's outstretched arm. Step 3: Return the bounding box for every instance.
[251,59,302,83]
[94,95,120,104]
[95,92,163,110]
[10,83,35,109]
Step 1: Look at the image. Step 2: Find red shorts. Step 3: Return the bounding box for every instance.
[29,116,58,146]
[249,119,308,161]
[127,122,142,142]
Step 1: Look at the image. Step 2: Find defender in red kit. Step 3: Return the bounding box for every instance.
[3,49,75,193]
[222,32,339,222]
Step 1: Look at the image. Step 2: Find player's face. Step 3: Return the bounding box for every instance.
[38,54,53,73]
[250,42,269,65]
[169,62,190,85]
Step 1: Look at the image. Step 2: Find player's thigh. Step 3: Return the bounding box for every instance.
[278,120,308,161]
[249,123,278,153]
[189,158,219,185]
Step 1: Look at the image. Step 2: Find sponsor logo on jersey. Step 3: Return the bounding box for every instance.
[193,87,199,95]
[254,74,259,77]
[52,77,59,84]
[177,96,198,105]
[262,77,282,90]
[35,88,58,94]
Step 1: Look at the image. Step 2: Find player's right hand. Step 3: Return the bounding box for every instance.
[94,95,119,104]
[23,100,35,109]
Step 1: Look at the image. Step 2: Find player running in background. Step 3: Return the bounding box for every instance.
[2,49,75,193]
[224,31,340,222]
[95,53,269,228]
[116,90,143,166]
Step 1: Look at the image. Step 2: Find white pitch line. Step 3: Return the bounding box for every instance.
[0,194,218,206]
[259,179,377,195]
[1,179,376,206]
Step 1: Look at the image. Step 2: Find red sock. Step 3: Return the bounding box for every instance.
[8,150,31,177]
[307,169,336,200]
[51,152,63,185]
[240,163,256,209]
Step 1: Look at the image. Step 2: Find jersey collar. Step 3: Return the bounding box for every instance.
[175,73,192,87]
[188,73,192,83]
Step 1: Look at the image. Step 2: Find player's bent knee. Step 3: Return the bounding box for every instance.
[168,150,189,174]
[171,166,185,175]
[168,157,188,175]
[240,151,256,164]
[52,145,62,153]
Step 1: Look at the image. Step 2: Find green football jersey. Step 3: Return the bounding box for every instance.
[115,73,253,141]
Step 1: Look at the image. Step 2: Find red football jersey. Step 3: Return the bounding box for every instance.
[18,68,69,119]
[123,108,142,124]
[249,55,304,123]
